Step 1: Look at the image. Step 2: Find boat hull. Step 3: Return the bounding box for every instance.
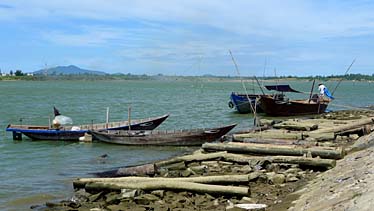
[229,93,263,114]
[6,114,169,141]
[90,124,237,146]
[259,96,329,116]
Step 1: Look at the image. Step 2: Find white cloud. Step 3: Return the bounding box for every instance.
[41,26,124,47]
[2,0,374,75]
[3,0,374,39]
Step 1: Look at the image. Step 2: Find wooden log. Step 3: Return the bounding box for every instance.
[273,120,318,131]
[221,153,336,169]
[95,163,155,177]
[233,130,303,141]
[74,173,259,189]
[154,151,227,168]
[305,132,335,141]
[84,180,250,197]
[237,138,298,145]
[312,117,374,134]
[202,142,345,159]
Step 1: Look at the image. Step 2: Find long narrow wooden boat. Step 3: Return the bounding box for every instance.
[228,92,264,114]
[89,124,237,146]
[259,85,331,116]
[6,114,169,141]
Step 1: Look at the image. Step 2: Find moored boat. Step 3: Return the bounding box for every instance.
[259,85,331,116]
[6,114,169,141]
[228,92,264,114]
[89,124,237,146]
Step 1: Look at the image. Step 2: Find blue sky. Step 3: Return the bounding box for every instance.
[0,0,374,76]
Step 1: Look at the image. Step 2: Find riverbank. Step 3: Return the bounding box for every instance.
[32,109,374,211]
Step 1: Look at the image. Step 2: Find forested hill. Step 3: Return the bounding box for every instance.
[33,65,106,75]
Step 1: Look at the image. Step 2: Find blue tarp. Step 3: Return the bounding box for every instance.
[264,85,301,93]
[324,87,335,99]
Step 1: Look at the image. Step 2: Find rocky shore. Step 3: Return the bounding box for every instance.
[34,109,374,211]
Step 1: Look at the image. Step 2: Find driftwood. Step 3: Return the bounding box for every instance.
[74,173,260,189]
[84,180,250,197]
[202,142,345,159]
[95,163,155,177]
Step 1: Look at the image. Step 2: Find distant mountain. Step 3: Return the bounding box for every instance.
[33,65,107,75]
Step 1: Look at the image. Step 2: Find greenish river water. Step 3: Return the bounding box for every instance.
[0,80,372,210]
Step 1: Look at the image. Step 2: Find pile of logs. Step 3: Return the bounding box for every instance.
[50,110,374,211]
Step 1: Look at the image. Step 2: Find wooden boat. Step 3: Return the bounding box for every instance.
[6,114,169,141]
[228,92,264,114]
[259,85,331,116]
[89,124,237,146]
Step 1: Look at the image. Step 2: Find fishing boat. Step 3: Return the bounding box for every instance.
[258,85,331,116]
[6,114,169,141]
[228,92,265,114]
[89,124,237,146]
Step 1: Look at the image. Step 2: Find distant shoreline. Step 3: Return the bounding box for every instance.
[0,75,373,82]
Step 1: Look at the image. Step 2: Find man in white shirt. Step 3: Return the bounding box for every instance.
[318,83,326,96]
[318,83,334,100]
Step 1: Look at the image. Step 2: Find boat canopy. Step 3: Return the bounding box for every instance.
[265,85,301,93]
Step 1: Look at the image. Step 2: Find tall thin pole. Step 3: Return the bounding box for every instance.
[128,105,132,131]
[308,79,316,103]
[229,50,257,125]
[262,57,267,87]
[254,76,265,95]
[331,59,356,95]
[106,107,109,129]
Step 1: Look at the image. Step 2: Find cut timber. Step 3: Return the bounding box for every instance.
[74,174,259,189]
[304,132,335,141]
[273,120,318,131]
[233,130,303,141]
[221,154,336,169]
[155,151,227,168]
[237,138,298,145]
[312,117,374,134]
[95,163,155,177]
[202,142,345,159]
[84,180,249,197]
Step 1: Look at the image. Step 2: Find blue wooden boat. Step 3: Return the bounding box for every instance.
[6,114,169,141]
[228,92,264,114]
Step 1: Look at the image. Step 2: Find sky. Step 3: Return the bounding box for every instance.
[0,0,374,76]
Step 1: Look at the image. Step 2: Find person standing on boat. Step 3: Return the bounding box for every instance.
[318,83,334,100]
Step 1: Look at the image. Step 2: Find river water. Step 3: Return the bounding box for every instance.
[0,79,372,210]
